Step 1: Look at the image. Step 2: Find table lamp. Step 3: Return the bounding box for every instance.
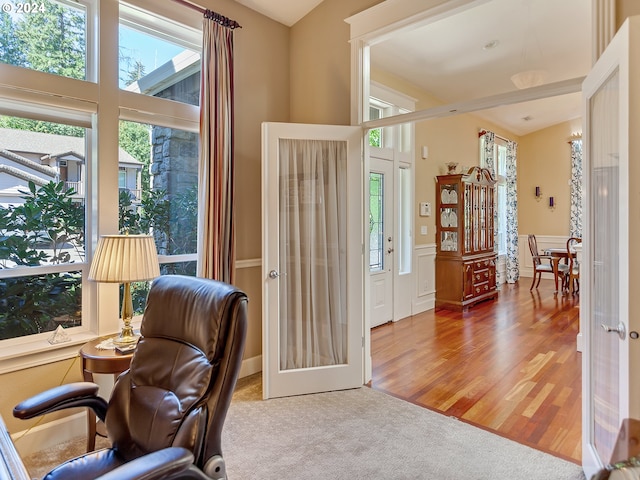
[89,234,160,346]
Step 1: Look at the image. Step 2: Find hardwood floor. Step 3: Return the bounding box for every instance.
[370,278,582,464]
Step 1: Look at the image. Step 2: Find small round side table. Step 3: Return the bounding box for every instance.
[79,337,134,452]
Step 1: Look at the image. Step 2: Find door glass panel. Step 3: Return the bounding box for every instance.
[590,68,620,463]
[278,138,348,370]
[369,171,384,271]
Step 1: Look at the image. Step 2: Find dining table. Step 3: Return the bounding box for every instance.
[544,248,576,293]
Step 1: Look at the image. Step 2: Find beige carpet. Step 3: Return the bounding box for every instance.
[23,374,586,479]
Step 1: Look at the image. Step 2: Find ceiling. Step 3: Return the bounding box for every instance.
[233,0,324,27]
[237,0,592,136]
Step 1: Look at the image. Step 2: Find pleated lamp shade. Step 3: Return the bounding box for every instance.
[89,235,160,283]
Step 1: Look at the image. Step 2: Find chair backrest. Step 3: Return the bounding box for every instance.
[567,237,582,269]
[528,234,541,266]
[105,275,248,471]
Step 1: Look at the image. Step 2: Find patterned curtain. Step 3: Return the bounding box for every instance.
[197,14,238,283]
[482,131,495,174]
[570,140,583,238]
[505,141,519,283]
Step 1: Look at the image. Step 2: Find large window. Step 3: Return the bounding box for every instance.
[0,0,200,363]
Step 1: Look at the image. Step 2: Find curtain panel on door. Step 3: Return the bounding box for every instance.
[278,139,348,370]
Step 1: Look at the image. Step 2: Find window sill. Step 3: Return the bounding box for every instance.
[0,332,99,374]
[0,317,144,374]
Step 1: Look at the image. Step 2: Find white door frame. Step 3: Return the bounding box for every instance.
[346,0,585,385]
[261,122,364,399]
[581,17,640,478]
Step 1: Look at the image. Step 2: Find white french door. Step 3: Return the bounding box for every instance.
[369,154,394,327]
[261,122,364,400]
[582,16,640,478]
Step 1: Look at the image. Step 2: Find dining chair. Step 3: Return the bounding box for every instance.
[566,237,582,294]
[528,234,568,290]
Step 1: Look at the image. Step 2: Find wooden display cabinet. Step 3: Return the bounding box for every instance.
[435,166,498,310]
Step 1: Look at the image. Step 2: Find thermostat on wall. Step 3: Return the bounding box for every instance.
[419,202,431,217]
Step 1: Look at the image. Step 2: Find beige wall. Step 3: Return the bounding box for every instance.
[290,0,384,124]
[617,0,640,28]
[518,120,582,237]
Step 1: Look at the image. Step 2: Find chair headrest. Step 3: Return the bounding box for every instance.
[141,275,246,361]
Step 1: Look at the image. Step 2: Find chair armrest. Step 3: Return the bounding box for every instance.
[95,447,206,480]
[13,382,108,423]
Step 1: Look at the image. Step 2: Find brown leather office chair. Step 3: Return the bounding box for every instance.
[13,275,247,480]
[528,234,568,290]
[566,237,582,294]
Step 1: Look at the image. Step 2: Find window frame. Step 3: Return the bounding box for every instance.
[479,135,508,257]
[0,0,201,373]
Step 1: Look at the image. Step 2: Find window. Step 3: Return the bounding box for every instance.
[0,0,88,80]
[397,166,411,274]
[118,121,198,273]
[480,135,507,256]
[0,116,87,340]
[119,4,201,105]
[0,1,200,366]
[495,141,507,256]
[368,106,383,147]
[369,171,384,271]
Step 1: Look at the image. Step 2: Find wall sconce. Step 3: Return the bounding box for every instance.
[535,186,541,198]
[549,196,555,208]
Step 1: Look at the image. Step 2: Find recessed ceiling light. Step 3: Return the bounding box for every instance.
[483,40,499,50]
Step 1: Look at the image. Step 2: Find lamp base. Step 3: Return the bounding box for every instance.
[113,320,139,347]
[113,332,140,347]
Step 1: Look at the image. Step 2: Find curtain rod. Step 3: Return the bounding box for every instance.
[171,0,242,29]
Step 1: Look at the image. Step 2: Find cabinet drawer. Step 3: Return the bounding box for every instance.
[474,282,491,295]
[473,269,490,285]
[474,259,491,270]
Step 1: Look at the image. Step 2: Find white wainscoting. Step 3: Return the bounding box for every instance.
[518,235,570,278]
[413,244,436,314]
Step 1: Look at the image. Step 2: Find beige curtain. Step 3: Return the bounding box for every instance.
[278,139,348,370]
[197,14,237,283]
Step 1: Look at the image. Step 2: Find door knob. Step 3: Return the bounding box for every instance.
[601,323,626,340]
[268,269,280,279]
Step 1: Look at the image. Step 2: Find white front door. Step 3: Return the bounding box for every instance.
[582,17,640,478]
[369,153,394,327]
[262,122,364,400]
